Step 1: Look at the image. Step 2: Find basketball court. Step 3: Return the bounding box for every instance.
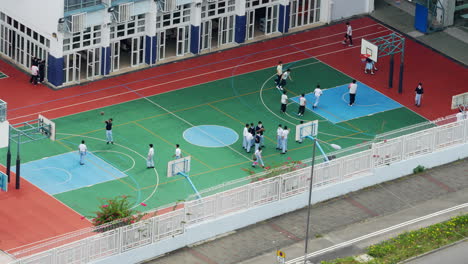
[0,16,467,254]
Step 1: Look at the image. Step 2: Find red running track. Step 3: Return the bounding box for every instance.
[0,166,92,252]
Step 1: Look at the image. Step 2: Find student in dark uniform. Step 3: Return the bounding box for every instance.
[255,121,265,147]
[105,118,114,144]
[38,60,45,83]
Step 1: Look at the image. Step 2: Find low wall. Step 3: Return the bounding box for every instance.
[94,142,468,264]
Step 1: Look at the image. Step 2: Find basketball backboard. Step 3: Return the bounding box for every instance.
[451,92,468,110]
[361,39,379,62]
[295,120,318,141]
[167,156,191,178]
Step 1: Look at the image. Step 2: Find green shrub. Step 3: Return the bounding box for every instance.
[413,165,425,174]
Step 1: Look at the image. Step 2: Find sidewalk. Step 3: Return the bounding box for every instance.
[372,0,468,65]
[143,158,468,264]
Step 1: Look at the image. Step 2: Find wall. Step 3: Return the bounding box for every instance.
[0,0,63,41]
[330,0,373,21]
[94,141,468,264]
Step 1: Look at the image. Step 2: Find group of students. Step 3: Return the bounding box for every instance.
[29,57,46,85]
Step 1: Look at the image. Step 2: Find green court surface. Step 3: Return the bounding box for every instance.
[0,58,429,216]
[0,72,8,79]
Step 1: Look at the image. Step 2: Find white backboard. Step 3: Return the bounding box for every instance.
[361,38,379,62]
[295,120,318,141]
[167,156,191,178]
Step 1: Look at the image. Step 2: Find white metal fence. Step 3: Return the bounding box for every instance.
[7,118,468,264]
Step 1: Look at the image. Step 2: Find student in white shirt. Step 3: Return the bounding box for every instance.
[252,147,265,168]
[348,80,358,106]
[173,144,182,159]
[276,124,283,150]
[275,61,283,87]
[342,22,353,46]
[30,65,39,85]
[313,85,323,109]
[278,69,292,90]
[147,144,155,168]
[245,132,254,153]
[281,126,290,154]
[242,124,250,150]
[78,140,87,165]
[297,93,306,116]
[280,90,288,113]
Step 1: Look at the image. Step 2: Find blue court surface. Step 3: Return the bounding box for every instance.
[183,125,239,147]
[290,83,403,123]
[13,152,127,195]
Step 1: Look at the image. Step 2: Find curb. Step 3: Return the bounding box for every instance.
[398,238,468,263]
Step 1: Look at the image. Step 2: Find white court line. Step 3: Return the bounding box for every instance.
[9,27,392,123]
[122,86,252,161]
[286,203,468,264]
[57,133,160,209]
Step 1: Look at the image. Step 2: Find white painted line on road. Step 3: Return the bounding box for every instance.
[286,203,468,264]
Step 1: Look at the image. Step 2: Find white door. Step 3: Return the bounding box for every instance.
[176,26,185,56]
[218,17,230,47]
[65,53,81,83]
[201,20,212,51]
[74,53,81,83]
[157,31,166,61]
[131,36,144,67]
[246,10,255,40]
[265,5,279,35]
[111,41,120,72]
[86,48,100,80]
[87,48,95,80]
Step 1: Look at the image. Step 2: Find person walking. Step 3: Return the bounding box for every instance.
[348,80,358,106]
[255,121,265,147]
[280,90,288,113]
[278,69,292,90]
[38,60,46,83]
[242,123,250,150]
[147,144,155,168]
[276,124,283,150]
[173,144,182,159]
[78,140,87,165]
[30,64,39,85]
[252,147,265,168]
[105,118,114,144]
[313,85,323,109]
[281,126,290,154]
[297,93,306,116]
[415,83,424,107]
[342,22,353,46]
[275,61,283,87]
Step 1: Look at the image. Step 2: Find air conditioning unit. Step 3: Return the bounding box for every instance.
[157,0,179,13]
[118,3,134,23]
[68,13,86,33]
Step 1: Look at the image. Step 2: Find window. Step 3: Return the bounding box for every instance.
[64,0,102,13]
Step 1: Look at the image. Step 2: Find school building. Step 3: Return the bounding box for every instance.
[0,0,378,88]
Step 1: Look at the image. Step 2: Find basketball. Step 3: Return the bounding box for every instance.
[100,111,104,115]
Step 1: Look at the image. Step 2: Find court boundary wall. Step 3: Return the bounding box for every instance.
[6,117,468,264]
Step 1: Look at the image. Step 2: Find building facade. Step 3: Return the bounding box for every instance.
[0,0,374,88]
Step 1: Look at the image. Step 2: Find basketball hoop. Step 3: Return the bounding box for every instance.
[360,54,370,62]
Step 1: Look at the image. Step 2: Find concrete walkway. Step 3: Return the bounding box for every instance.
[143,158,468,264]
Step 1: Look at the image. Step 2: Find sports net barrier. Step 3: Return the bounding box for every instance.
[6,113,467,262]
